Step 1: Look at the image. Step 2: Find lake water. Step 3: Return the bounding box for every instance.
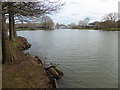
[18,29,118,88]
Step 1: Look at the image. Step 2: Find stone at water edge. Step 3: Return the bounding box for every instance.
[34,56,45,65]
[50,78,58,88]
[46,66,63,79]
[25,53,31,56]
[52,66,63,76]
[48,68,60,79]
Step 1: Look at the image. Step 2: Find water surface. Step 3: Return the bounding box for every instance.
[18,29,118,88]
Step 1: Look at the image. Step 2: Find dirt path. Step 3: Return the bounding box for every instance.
[2,36,50,88]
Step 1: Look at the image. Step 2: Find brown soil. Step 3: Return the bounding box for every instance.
[2,36,50,88]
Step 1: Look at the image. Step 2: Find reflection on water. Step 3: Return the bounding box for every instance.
[18,29,118,88]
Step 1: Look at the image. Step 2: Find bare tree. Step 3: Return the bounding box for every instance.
[2,1,64,63]
[78,18,90,28]
[102,12,118,22]
[41,15,54,29]
[101,12,118,28]
[3,2,64,40]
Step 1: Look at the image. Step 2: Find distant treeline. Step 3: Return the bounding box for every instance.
[15,22,54,30]
[6,22,55,30]
[57,12,120,30]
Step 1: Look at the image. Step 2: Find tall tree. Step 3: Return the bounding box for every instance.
[2,2,9,64]
[2,13,15,64]
[8,2,14,40]
[2,1,64,63]
[41,15,54,29]
[7,1,64,40]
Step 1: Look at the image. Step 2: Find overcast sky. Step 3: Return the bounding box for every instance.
[49,0,119,24]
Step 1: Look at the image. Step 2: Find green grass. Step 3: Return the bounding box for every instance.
[82,28,120,31]
[82,28,97,30]
[16,27,120,31]
[16,28,36,31]
[16,28,53,31]
[9,38,22,48]
[100,28,120,31]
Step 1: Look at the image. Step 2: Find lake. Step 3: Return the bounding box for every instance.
[18,29,118,88]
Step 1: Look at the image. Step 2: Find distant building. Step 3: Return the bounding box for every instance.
[88,21,101,28]
[55,23,67,29]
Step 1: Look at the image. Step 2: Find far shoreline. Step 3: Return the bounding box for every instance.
[16,28,120,31]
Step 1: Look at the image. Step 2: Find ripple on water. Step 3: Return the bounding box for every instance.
[18,30,118,88]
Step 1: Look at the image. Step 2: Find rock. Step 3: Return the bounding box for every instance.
[50,78,58,88]
[46,66,63,79]
[28,43,31,46]
[48,68,60,79]
[34,56,45,65]
[25,53,31,56]
[23,45,26,50]
[52,66,63,76]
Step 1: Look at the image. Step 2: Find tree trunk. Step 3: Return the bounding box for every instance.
[9,12,14,41]
[13,16,17,38]
[8,2,14,41]
[9,2,17,39]
[2,14,15,64]
[2,14,9,64]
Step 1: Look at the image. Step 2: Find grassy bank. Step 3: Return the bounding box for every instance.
[16,28,33,31]
[16,28,53,31]
[99,28,120,31]
[16,27,120,31]
[2,37,50,88]
[83,28,120,31]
